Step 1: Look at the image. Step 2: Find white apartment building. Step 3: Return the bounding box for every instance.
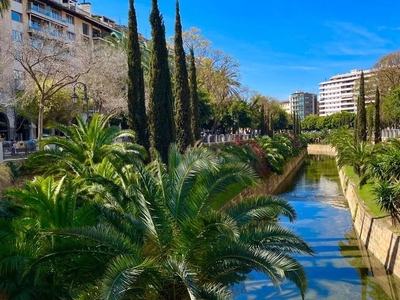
[318,69,372,116]
[0,0,123,140]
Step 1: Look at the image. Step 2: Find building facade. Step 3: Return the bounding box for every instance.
[288,91,317,120]
[318,69,372,116]
[0,0,122,141]
[279,100,290,115]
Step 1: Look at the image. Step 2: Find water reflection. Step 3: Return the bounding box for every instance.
[234,155,400,299]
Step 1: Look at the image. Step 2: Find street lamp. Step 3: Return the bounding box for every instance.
[71,81,89,124]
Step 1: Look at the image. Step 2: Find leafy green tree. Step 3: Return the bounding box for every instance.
[173,0,193,152]
[127,0,150,153]
[357,71,367,142]
[373,50,400,99]
[270,102,289,131]
[148,0,176,163]
[382,86,400,128]
[189,47,201,141]
[301,115,320,131]
[374,87,381,144]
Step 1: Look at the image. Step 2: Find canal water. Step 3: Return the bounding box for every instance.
[234,155,400,300]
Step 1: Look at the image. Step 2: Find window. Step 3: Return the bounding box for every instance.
[67,32,75,40]
[66,14,74,25]
[12,30,23,41]
[82,23,89,36]
[11,11,22,22]
[14,70,24,80]
[51,10,62,21]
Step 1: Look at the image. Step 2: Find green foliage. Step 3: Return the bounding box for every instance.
[382,86,400,128]
[301,129,329,144]
[0,144,313,299]
[225,139,271,178]
[373,180,400,225]
[5,161,21,180]
[26,113,147,177]
[254,134,305,175]
[302,112,355,131]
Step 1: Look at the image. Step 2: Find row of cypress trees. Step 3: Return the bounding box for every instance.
[127,0,199,163]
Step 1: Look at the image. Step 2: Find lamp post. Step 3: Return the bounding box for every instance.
[71,82,89,124]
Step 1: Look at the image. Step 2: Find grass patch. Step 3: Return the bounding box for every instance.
[343,166,387,218]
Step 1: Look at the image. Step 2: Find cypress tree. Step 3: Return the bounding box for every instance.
[354,100,359,144]
[189,47,200,141]
[148,0,175,162]
[293,111,297,135]
[127,0,149,152]
[357,71,367,142]
[268,109,273,137]
[260,105,266,136]
[173,0,192,151]
[374,86,381,144]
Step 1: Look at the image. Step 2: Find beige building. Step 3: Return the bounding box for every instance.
[0,0,122,140]
[280,100,290,115]
[318,69,372,116]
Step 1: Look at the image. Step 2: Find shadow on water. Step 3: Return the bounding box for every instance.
[234,155,400,299]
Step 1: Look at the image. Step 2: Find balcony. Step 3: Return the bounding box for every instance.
[27,3,68,26]
[28,21,67,39]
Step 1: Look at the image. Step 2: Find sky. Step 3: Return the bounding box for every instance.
[86,0,400,101]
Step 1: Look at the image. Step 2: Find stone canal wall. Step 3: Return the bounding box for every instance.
[307,144,336,156]
[308,144,400,279]
[339,169,400,277]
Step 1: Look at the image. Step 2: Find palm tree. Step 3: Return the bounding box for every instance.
[336,140,378,186]
[27,113,147,177]
[6,145,312,299]
[368,139,400,182]
[0,0,10,16]
[0,176,98,299]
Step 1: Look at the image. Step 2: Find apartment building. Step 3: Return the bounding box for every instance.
[288,91,318,120]
[279,100,290,115]
[0,0,123,140]
[318,69,372,116]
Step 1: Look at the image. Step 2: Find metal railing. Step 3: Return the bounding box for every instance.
[1,140,38,162]
[200,133,253,145]
[381,129,400,141]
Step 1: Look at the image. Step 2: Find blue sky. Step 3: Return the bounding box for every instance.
[87,0,400,100]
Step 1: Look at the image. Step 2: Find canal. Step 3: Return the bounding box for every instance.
[234,155,400,299]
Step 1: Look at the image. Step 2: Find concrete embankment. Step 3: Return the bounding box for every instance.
[308,144,400,281]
